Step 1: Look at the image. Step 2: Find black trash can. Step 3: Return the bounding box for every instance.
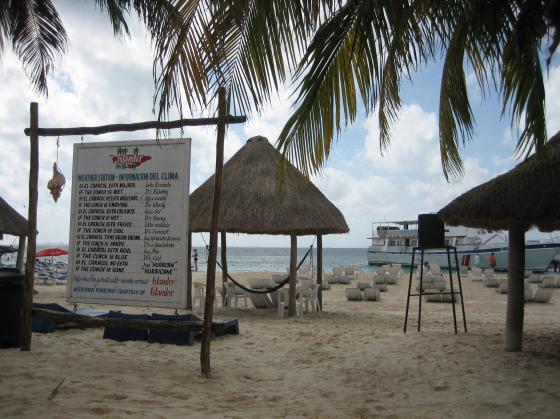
[0,268,25,348]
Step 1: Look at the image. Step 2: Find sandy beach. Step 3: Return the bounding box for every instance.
[1,270,560,418]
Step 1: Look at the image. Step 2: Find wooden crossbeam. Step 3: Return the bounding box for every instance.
[24,115,247,137]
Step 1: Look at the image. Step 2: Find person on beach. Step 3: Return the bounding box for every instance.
[488,252,496,268]
[193,249,199,272]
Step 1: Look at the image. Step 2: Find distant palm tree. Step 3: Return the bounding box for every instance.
[152,0,560,179]
[0,0,173,96]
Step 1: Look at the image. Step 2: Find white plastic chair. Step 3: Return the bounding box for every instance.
[225,282,248,309]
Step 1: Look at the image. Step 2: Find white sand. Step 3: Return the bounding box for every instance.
[1,271,560,418]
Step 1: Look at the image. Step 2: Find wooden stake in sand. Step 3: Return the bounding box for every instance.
[48,378,65,401]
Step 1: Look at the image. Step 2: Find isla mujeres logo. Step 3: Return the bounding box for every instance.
[111,146,152,169]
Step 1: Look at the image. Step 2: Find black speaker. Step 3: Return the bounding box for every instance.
[418,214,445,249]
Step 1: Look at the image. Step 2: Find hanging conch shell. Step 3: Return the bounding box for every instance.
[47,162,66,202]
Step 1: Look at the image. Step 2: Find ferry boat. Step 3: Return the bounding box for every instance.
[367,220,560,272]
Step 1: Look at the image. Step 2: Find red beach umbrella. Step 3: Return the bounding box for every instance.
[36,248,69,257]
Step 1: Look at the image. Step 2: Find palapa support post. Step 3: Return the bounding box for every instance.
[16,236,26,271]
[505,224,526,351]
[317,234,323,310]
[404,246,467,334]
[186,231,192,310]
[200,87,228,377]
[289,235,297,317]
[21,102,39,351]
[221,231,228,306]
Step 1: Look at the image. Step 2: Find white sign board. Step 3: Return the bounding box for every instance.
[67,139,191,308]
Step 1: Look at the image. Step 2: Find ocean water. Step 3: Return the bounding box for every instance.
[195,247,372,272]
[7,246,372,273]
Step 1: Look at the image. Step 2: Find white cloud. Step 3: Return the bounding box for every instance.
[545,65,560,135]
[243,86,293,144]
[362,104,441,175]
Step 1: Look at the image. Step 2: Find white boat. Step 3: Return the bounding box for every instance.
[367,220,560,272]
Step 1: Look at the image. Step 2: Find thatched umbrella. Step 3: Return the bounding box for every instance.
[0,197,29,270]
[190,135,349,315]
[438,131,560,351]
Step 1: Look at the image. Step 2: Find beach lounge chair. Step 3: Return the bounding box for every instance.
[371,284,388,292]
[225,282,248,309]
[429,266,442,277]
[496,279,508,294]
[527,273,542,283]
[483,276,499,287]
[336,275,352,285]
[469,268,483,281]
[538,276,556,288]
[306,284,321,311]
[249,293,274,309]
[363,287,380,301]
[424,289,442,302]
[271,274,286,284]
[345,288,363,301]
[385,268,399,284]
[325,273,337,284]
[193,282,206,310]
[482,268,495,279]
[525,288,553,303]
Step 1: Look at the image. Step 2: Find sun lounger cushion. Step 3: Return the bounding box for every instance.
[363,288,380,301]
[538,276,556,288]
[149,313,200,346]
[102,311,150,342]
[249,293,274,309]
[530,288,553,303]
[345,288,363,301]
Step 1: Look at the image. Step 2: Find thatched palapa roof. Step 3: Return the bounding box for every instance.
[190,136,349,235]
[438,131,560,231]
[0,197,28,236]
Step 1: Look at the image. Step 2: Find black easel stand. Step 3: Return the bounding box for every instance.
[404,246,467,334]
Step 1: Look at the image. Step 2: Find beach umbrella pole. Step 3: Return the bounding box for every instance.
[504,225,526,351]
[200,87,227,376]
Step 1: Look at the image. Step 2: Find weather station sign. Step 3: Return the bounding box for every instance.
[67,139,191,308]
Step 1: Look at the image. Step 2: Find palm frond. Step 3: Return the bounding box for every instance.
[9,0,67,95]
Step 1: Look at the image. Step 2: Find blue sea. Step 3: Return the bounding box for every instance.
[195,247,372,272]
[2,245,372,273]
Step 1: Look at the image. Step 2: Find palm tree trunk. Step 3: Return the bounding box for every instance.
[200,87,227,376]
[289,235,297,316]
[504,224,526,351]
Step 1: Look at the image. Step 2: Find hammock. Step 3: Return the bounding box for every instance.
[216,245,313,294]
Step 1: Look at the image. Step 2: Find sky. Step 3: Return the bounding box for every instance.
[1,1,560,250]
